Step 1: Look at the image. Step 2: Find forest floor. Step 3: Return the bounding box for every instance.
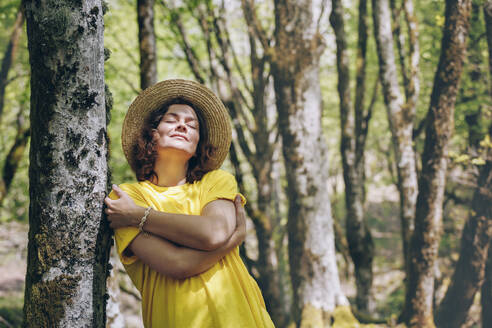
[0,196,481,328]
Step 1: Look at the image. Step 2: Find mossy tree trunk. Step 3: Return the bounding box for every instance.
[137,0,157,90]
[434,130,492,327]
[330,0,376,315]
[402,0,472,326]
[433,5,492,326]
[270,0,349,326]
[23,1,111,327]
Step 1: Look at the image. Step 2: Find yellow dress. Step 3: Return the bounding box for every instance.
[111,169,275,328]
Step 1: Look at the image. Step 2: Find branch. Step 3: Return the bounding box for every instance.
[219,1,253,95]
[390,0,410,100]
[207,3,253,113]
[403,0,420,111]
[240,0,271,55]
[412,116,426,140]
[111,33,139,67]
[0,5,25,122]
[159,0,206,83]
[357,75,379,161]
[105,62,140,95]
[316,0,329,35]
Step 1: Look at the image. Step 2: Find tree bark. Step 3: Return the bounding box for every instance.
[23,1,111,326]
[403,0,472,326]
[372,0,418,283]
[271,1,348,325]
[330,0,375,315]
[137,0,157,90]
[435,136,492,327]
[483,236,492,327]
[433,4,492,327]
[0,5,25,122]
[481,3,492,326]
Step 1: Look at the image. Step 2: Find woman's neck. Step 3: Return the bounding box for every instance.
[152,155,189,187]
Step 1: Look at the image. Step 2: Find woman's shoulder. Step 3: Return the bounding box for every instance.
[118,181,142,192]
[200,169,236,185]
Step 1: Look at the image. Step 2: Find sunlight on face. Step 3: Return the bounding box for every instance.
[153,104,200,159]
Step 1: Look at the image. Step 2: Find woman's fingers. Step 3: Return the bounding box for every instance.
[104,196,113,207]
[234,195,246,240]
[112,184,131,200]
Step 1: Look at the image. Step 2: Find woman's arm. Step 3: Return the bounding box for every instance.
[105,185,236,250]
[126,195,246,279]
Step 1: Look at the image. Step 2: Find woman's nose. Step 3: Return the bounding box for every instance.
[175,122,187,132]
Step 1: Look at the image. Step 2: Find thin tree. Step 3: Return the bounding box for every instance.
[330,0,378,314]
[402,0,472,326]
[137,0,157,90]
[23,1,111,326]
[372,0,420,284]
[0,4,25,122]
[0,104,29,206]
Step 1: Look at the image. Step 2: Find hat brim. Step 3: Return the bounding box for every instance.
[122,79,232,173]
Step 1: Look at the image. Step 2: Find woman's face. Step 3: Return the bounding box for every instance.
[153,104,200,159]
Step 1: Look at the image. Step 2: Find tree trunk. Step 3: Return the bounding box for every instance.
[403,0,472,326]
[481,3,492,326]
[434,4,492,327]
[272,1,348,326]
[137,0,157,90]
[23,1,111,326]
[0,112,30,206]
[372,0,418,283]
[435,135,492,327]
[330,0,375,315]
[0,5,25,122]
[483,237,492,327]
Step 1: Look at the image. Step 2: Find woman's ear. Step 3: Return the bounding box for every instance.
[151,128,159,141]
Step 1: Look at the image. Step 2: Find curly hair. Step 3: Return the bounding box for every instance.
[132,98,217,184]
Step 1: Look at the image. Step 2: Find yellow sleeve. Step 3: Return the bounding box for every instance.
[200,170,246,211]
[110,183,148,266]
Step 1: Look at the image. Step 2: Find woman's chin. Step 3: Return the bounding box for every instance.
[157,147,196,161]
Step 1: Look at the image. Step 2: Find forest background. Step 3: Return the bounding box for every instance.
[0,0,491,327]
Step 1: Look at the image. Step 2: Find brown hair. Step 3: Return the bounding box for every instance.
[132,98,216,184]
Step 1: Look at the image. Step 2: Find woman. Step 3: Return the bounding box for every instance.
[104,79,274,327]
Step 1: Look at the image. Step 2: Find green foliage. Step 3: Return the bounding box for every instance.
[0,293,23,328]
[0,0,30,222]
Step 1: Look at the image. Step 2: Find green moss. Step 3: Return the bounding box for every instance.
[0,293,23,328]
[24,275,80,327]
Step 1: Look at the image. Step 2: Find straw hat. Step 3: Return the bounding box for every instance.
[122,79,232,172]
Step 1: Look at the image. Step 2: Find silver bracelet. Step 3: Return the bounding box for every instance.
[138,207,152,233]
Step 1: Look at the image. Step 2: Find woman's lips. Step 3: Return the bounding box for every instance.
[170,134,188,141]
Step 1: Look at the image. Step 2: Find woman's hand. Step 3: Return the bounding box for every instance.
[222,195,247,249]
[126,194,248,279]
[104,184,143,229]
